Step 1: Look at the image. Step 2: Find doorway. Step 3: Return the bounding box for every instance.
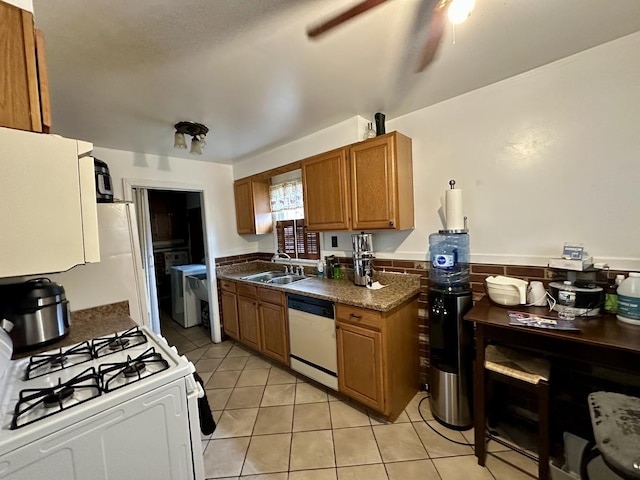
[132,186,214,353]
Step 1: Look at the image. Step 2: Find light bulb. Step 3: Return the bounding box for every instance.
[448,0,475,24]
[174,132,187,149]
[190,136,202,155]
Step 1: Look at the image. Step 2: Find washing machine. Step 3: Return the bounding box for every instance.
[170,264,206,328]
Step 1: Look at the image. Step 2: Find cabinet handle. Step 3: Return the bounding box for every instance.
[349,313,362,320]
[388,221,394,227]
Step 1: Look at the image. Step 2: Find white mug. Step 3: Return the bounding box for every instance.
[527,281,547,306]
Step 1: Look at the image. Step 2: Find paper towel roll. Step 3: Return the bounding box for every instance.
[445,189,465,230]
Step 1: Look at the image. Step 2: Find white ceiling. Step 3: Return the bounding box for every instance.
[32,0,640,164]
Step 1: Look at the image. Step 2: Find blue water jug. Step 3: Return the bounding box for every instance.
[429,232,470,287]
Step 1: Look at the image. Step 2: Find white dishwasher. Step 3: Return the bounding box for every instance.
[287,294,338,391]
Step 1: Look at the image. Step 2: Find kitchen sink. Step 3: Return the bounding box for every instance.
[240,271,306,285]
[267,275,305,285]
[241,271,287,283]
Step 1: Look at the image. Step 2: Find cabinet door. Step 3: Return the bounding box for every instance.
[234,178,272,235]
[302,148,351,231]
[0,3,43,132]
[238,295,261,350]
[0,128,96,278]
[221,290,240,341]
[259,301,289,365]
[336,322,384,412]
[349,135,396,230]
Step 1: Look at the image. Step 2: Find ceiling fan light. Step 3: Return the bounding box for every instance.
[190,136,202,155]
[174,131,187,149]
[448,0,475,25]
[199,134,207,149]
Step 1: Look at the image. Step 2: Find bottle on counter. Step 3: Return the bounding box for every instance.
[604,279,619,314]
[333,264,342,280]
[617,273,640,326]
[557,280,576,320]
[317,260,324,278]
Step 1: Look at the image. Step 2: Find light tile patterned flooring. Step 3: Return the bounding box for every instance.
[161,316,539,480]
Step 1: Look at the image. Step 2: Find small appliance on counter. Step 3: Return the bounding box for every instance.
[94,158,114,203]
[0,278,70,352]
[352,232,374,287]
[548,281,603,317]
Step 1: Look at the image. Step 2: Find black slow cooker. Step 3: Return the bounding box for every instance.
[549,281,604,317]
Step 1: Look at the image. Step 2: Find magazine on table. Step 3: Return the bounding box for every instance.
[508,311,581,332]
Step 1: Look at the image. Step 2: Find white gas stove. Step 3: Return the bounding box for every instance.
[0,325,205,480]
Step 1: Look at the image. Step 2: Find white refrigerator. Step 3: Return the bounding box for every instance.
[48,202,149,327]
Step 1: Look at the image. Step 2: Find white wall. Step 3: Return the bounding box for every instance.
[98,147,255,259]
[233,32,640,271]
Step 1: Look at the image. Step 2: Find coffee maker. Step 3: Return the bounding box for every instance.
[352,232,374,287]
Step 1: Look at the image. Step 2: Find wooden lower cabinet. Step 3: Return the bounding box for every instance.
[335,299,419,420]
[220,290,240,340]
[220,280,289,366]
[336,322,384,411]
[237,293,261,351]
[218,278,418,420]
[259,300,289,364]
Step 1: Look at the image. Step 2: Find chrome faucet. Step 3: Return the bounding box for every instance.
[272,251,293,273]
[271,251,291,262]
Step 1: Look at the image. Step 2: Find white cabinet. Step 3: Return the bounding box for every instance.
[0,127,99,278]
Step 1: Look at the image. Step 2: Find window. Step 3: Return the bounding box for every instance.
[270,179,320,261]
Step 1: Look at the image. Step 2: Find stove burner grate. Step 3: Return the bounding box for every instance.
[99,348,169,392]
[123,361,146,377]
[42,386,75,408]
[11,368,101,430]
[91,327,147,358]
[25,342,93,380]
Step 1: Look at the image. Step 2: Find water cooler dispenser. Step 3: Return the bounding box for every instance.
[428,180,474,430]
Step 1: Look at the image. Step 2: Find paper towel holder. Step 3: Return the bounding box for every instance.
[439,179,469,234]
[439,216,468,234]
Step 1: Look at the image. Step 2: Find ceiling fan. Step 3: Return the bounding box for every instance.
[307,0,474,73]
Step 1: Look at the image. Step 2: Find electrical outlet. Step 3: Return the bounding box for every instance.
[331,236,338,248]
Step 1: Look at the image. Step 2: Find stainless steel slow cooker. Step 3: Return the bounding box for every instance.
[2,278,70,351]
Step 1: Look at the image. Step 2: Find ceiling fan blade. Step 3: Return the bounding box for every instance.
[415,0,449,72]
[307,0,389,38]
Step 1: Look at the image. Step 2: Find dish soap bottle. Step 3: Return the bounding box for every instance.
[317,260,324,278]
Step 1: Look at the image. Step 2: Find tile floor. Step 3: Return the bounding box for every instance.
[160,315,539,480]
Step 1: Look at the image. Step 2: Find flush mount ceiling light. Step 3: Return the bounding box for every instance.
[173,121,209,155]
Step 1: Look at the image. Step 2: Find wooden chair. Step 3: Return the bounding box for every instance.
[482,344,551,480]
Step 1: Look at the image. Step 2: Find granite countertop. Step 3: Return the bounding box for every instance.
[217,261,421,312]
[12,305,137,360]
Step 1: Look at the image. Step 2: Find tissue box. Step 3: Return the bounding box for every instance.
[549,256,593,271]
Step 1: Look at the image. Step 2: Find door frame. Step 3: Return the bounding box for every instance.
[122,178,221,343]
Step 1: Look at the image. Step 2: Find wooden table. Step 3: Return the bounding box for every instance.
[464,297,640,477]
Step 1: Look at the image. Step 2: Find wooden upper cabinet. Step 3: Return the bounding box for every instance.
[301,147,351,231]
[350,132,414,230]
[0,2,50,132]
[234,177,272,235]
